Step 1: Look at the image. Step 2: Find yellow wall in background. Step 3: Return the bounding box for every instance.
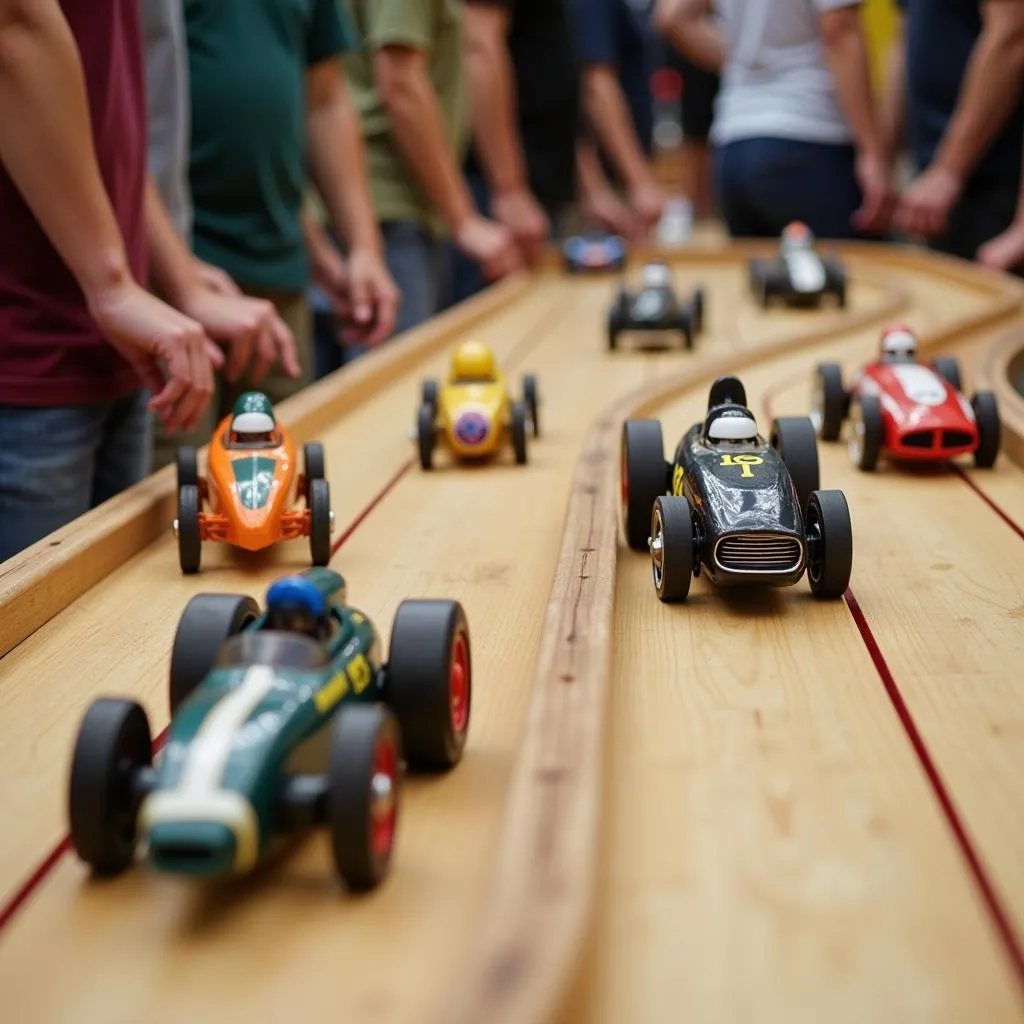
[862,0,898,87]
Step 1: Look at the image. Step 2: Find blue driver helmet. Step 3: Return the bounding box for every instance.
[266,575,326,635]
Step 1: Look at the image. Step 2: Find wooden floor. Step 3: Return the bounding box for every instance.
[1,241,1024,1024]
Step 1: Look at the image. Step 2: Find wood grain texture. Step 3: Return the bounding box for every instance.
[1,244,1023,1024]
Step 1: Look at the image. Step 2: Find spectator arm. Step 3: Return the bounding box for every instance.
[582,63,656,190]
[0,0,132,301]
[653,0,724,73]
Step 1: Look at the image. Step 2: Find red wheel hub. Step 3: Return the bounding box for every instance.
[369,737,398,858]
[450,632,470,735]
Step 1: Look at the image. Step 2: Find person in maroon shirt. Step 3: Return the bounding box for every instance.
[0,0,299,563]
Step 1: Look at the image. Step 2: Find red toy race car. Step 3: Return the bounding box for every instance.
[812,325,1000,470]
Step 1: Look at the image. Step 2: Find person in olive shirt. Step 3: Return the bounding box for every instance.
[344,0,520,333]
[153,0,398,467]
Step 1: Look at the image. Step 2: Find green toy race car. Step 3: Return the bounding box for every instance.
[67,568,472,893]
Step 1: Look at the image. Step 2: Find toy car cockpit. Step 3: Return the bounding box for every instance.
[703,404,760,447]
[264,574,332,640]
[449,340,498,384]
[640,260,673,291]
[877,324,918,363]
[226,392,280,449]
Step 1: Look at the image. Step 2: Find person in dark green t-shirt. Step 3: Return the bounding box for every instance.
[153,0,399,469]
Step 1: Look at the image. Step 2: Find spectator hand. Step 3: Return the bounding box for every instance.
[852,150,895,235]
[340,247,401,346]
[194,259,242,296]
[178,285,300,386]
[581,187,641,242]
[88,278,221,433]
[627,180,665,238]
[454,214,522,281]
[893,164,962,240]
[978,222,1024,271]
[491,187,550,264]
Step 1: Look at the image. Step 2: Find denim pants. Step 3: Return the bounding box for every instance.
[716,137,864,239]
[0,389,151,563]
[313,219,449,379]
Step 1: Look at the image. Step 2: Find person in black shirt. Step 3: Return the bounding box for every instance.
[889,0,1024,269]
[449,0,635,305]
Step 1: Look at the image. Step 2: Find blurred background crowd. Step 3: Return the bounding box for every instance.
[2,0,1024,563]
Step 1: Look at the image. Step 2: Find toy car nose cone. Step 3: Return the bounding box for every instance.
[148,821,237,878]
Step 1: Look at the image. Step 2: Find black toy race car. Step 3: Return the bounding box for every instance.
[620,375,853,602]
[748,221,846,309]
[607,260,705,350]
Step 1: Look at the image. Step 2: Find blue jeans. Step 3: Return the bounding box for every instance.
[314,219,448,378]
[716,137,864,240]
[0,390,150,563]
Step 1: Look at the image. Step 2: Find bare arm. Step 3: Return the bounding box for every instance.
[306,59,382,255]
[145,174,203,305]
[374,45,476,232]
[930,0,1024,181]
[653,0,725,72]
[582,64,656,192]
[463,3,530,195]
[0,0,134,301]
[818,5,885,158]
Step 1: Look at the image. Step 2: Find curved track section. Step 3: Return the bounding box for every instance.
[1,244,1023,1024]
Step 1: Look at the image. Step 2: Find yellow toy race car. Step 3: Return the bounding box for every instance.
[416,341,539,469]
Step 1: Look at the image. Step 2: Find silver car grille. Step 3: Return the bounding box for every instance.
[713,533,803,574]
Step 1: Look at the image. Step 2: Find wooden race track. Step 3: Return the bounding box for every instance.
[3,236,1024,1024]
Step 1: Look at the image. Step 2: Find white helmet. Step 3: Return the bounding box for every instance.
[232,411,275,435]
[641,261,671,289]
[879,325,917,361]
[707,409,758,441]
[781,221,814,250]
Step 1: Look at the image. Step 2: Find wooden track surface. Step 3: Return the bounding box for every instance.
[2,240,1024,1024]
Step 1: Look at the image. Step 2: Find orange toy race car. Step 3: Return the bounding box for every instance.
[173,392,334,574]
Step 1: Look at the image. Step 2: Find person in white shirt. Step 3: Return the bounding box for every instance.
[654,0,894,239]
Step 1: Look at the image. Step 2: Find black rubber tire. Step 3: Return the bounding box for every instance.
[770,416,820,513]
[813,362,847,442]
[511,401,528,464]
[385,599,471,769]
[421,379,439,413]
[650,496,694,602]
[828,261,847,308]
[805,490,853,599]
[691,288,705,334]
[849,394,884,471]
[303,442,326,491]
[522,374,540,437]
[417,404,435,470]
[177,483,202,575]
[621,420,668,551]
[68,698,152,876]
[933,357,963,393]
[680,317,694,350]
[972,391,1001,468]
[327,704,402,893]
[308,478,332,566]
[607,308,620,350]
[169,592,261,714]
[176,446,198,490]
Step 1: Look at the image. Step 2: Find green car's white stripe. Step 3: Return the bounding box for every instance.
[138,665,277,873]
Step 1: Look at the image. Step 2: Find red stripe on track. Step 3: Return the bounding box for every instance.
[844,588,1024,994]
[763,374,1024,997]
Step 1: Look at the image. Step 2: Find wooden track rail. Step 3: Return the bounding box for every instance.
[2,240,1024,1024]
[432,244,1024,1024]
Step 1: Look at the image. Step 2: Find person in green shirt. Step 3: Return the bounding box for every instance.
[153,0,398,469]
[342,0,521,340]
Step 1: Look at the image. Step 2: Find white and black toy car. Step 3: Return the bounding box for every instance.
[607,260,705,350]
[620,375,853,603]
[748,222,846,309]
